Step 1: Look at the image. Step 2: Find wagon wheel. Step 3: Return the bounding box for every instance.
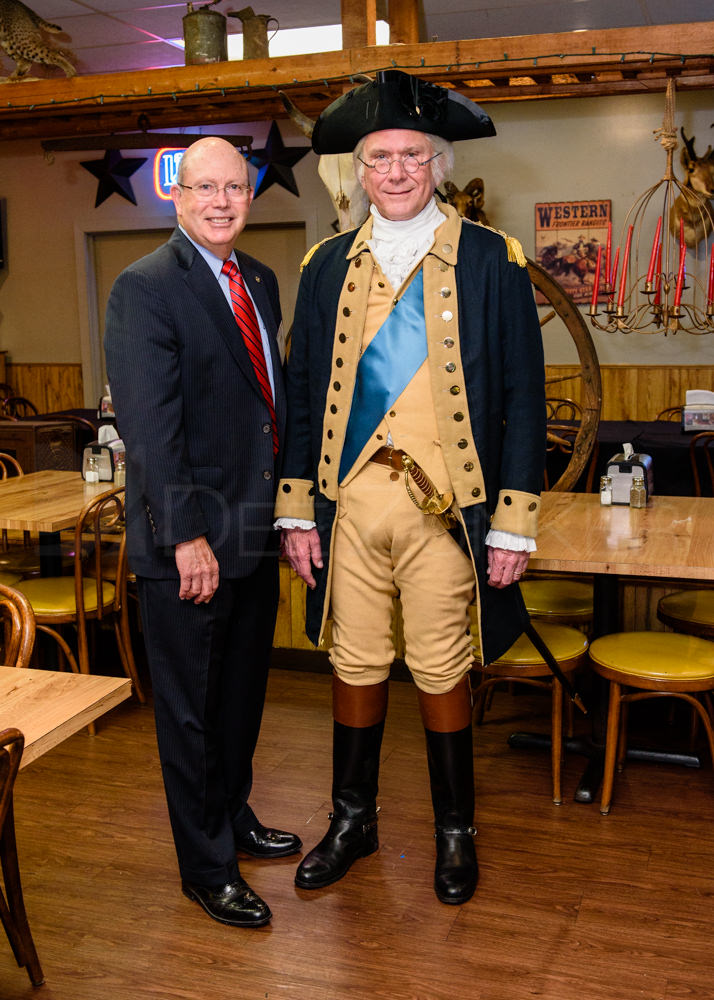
[527,258,602,492]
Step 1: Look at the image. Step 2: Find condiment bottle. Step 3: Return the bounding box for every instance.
[85,456,99,483]
[630,474,646,508]
[599,474,612,506]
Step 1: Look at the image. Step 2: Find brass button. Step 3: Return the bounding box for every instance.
[444,337,454,348]
[442,310,453,322]
[389,410,396,417]
[343,307,351,317]
[441,287,451,298]
[378,281,385,288]
[450,385,461,395]
[389,471,399,482]
[472,487,481,497]
[457,439,468,449]
[528,501,537,511]
[464,462,474,472]
[348,282,356,291]
[445,362,456,373]
[392,298,399,307]
[255,275,262,283]
[443,243,453,254]
[504,495,512,506]
[263,470,272,480]
[354,258,362,268]
[376,433,384,440]
[438,261,448,272]
[339,333,347,343]
[454,412,464,422]
[262,423,271,434]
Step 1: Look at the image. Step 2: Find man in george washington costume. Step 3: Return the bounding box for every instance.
[276,70,546,905]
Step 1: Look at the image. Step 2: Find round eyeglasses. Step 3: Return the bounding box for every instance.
[177,182,253,200]
[357,152,442,175]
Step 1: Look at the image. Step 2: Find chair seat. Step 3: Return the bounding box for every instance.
[14,577,115,616]
[658,590,714,630]
[485,621,588,670]
[519,579,593,622]
[0,570,22,587]
[589,632,714,684]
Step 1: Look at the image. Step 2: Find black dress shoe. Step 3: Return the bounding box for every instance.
[182,878,271,927]
[235,822,302,859]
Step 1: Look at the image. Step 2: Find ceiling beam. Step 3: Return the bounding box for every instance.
[0,22,711,143]
[388,0,421,45]
[341,0,377,48]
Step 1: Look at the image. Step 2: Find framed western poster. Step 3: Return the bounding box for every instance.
[534,199,611,305]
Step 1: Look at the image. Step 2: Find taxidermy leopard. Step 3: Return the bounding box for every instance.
[0,0,76,80]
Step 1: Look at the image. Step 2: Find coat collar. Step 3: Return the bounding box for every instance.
[344,201,462,267]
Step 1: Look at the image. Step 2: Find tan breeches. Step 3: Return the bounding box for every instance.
[329,460,476,694]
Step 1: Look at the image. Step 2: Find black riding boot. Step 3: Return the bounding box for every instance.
[425,724,479,905]
[295,717,385,889]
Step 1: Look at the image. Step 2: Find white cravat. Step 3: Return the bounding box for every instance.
[367,198,444,290]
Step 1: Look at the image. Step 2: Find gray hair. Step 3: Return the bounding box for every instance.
[353,132,454,188]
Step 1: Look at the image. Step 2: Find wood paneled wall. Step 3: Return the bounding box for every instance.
[5,363,84,412]
[546,364,714,420]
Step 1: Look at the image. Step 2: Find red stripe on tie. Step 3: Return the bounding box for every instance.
[222,259,278,455]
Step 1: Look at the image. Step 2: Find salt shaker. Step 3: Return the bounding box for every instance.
[630,474,646,508]
[599,474,612,506]
[85,455,99,483]
[114,458,126,487]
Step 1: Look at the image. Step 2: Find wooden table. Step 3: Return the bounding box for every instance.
[524,492,714,800]
[0,470,108,534]
[0,667,131,768]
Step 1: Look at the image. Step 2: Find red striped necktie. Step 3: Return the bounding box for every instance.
[221,259,278,455]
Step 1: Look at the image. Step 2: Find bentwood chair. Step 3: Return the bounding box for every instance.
[588,631,714,815]
[655,405,684,421]
[470,614,589,804]
[0,728,44,987]
[0,397,38,420]
[0,583,36,669]
[13,487,146,722]
[689,431,714,497]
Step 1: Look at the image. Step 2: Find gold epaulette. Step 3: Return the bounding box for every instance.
[472,221,527,268]
[299,232,343,271]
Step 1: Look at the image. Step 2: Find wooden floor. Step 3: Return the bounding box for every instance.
[4,663,714,1000]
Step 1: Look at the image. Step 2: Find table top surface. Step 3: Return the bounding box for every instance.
[0,470,110,532]
[531,492,714,581]
[0,666,131,768]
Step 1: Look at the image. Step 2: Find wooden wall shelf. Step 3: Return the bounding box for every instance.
[0,22,712,143]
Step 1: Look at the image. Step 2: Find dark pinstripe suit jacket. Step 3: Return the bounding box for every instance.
[104,227,285,580]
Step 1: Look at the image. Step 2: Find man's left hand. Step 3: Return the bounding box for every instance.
[487,546,530,588]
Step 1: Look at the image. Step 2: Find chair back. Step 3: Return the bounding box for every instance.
[73,487,126,625]
[0,584,35,668]
[0,729,24,834]
[0,397,38,420]
[656,406,683,421]
[689,431,714,497]
[546,397,582,422]
[0,453,23,479]
[544,423,579,491]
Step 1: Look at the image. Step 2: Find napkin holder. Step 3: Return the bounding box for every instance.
[81,424,125,481]
[606,451,653,504]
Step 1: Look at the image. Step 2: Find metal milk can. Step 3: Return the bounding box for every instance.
[183,1,228,65]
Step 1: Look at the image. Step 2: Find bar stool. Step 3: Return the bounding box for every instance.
[470,617,589,804]
[519,576,593,632]
[588,631,714,815]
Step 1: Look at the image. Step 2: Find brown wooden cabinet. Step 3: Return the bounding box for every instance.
[0,421,77,473]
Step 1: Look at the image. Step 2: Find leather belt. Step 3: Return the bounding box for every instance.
[369,447,407,471]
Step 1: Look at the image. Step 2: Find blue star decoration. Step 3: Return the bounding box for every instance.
[248,120,311,199]
[80,149,147,207]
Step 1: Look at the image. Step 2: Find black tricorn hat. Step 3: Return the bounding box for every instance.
[311,70,496,154]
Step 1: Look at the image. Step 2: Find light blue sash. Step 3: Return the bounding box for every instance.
[339,269,427,481]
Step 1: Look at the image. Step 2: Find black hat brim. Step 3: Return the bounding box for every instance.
[312,70,496,154]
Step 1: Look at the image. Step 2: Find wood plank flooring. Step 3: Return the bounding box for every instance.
[3,665,714,1000]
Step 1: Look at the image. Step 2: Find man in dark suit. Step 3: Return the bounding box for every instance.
[104,136,300,928]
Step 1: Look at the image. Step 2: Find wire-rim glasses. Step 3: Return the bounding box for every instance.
[177,182,253,200]
[357,151,442,175]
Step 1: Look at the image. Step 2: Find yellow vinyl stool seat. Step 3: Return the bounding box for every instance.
[0,572,22,589]
[657,589,714,640]
[588,631,714,815]
[470,618,588,804]
[14,578,115,616]
[520,578,593,626]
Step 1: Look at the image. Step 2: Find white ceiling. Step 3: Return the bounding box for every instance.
[12,0,714,77]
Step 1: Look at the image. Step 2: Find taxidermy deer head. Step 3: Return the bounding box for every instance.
[669,127,714,248]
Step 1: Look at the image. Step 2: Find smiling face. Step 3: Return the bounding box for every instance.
[358,129,437,222]
[171,137,253,260]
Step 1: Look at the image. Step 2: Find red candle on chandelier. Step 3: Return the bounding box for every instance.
[646,216,662,285]
[673,217,687,308]
[707,244,714,307]
[617,225,634,309]
[590,245,602,309]
[604,221,612,290]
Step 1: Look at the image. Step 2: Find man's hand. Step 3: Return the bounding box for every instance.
[487,546,530,589]
[175,536,219,603]
[281,527,323,589]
